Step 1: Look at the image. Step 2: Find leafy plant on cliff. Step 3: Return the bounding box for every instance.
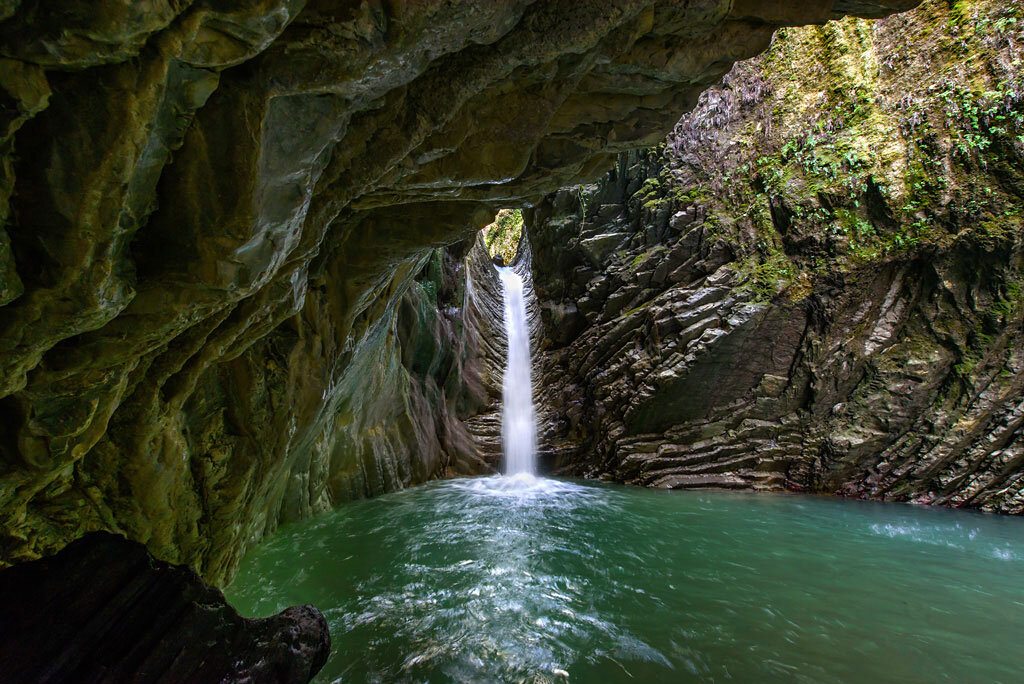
[658,0,1024,284]
[483,209,524,264]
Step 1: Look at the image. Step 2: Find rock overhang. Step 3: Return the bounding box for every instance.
[0,0,920,578]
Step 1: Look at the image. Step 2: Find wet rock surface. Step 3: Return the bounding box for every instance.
[0,0,918,579]
[0,531,330,683]
[529,0,1024,513]
[464,232,545,473]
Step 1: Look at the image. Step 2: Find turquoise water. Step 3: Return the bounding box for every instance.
[226,476,1024,683]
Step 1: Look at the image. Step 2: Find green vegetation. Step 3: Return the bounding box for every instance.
[630,246,666,270]
[741,251,799,302]
[577,184,596,217]
[590,0,1021,309]
[544,1,1022,307]
[632,178,664,210]
[483,208,524,264]
[416,248,444,306]
[670,0,1021,284]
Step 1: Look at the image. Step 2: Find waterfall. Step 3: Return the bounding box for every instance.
[497,266,537,476]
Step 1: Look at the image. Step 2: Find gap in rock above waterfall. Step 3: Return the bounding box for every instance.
[483,209,525,266]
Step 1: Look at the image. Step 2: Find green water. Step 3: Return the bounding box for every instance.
[226,475,1024,683]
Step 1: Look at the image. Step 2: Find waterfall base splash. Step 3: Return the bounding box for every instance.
[456,473,557,497]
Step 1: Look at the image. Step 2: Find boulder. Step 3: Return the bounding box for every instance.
[0,532,330,683]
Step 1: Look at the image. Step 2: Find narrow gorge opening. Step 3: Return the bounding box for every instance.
[483,208,525,266]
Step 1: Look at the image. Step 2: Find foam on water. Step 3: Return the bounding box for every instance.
[454,473,593,500]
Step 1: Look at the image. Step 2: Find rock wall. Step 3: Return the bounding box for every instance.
[462,234,512,468]
[528,0,1024,513]
[0,0,919,581]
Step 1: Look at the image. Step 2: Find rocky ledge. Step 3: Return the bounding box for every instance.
[0,531,330,683]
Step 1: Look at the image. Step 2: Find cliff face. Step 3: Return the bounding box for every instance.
[529,0,1024,513]
[1,1,922,582]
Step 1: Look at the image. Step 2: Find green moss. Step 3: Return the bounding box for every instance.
[990,278,1024,320]
[737,250,798,303]
[483,209,524,264]
[607,0,1024,300]
[632,177,672,211]
[615,300,654,321]
[671,186,709,205]
[976,210,1024,246]
[630,246,666,270]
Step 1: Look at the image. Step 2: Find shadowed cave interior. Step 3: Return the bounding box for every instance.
[1,0,1024,681]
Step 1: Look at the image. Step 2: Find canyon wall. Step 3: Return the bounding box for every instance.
[0,1,919,582]
[528,0,1024,513]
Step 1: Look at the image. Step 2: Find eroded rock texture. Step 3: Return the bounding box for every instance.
[0,0,919,580]
[464,231,546,471]
[529,0,1024,513]
[0,531,330,683]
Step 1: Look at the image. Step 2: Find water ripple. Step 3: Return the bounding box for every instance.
[227,478,1024,683]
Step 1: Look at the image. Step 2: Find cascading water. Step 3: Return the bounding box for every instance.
[496,266,537,476]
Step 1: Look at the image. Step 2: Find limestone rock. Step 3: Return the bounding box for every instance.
[580,233,630,268]
[528,0,1024,513]
[0,0,919,579]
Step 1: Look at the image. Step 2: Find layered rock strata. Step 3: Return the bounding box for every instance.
[464,231,546,471]
[0,531,330,683]
[528,0,1024,513]
[461,234,511,467]
[0,0,920,580]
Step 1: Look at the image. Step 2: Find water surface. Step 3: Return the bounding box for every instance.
[227,476,1024,683]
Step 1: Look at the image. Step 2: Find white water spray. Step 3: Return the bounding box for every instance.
[497,266,537,476]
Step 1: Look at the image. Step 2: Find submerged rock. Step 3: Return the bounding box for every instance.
[0,531,330,683]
